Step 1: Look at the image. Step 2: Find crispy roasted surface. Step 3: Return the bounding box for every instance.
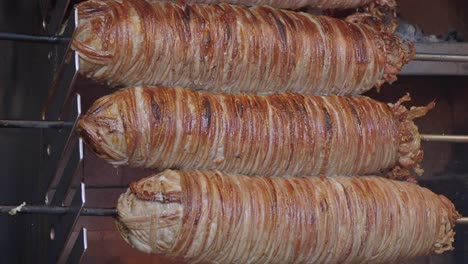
[152,0,395,9]
[72,0,412,95]
[77,86,434,178]
[116,170,460,263]
[149,0,395,9]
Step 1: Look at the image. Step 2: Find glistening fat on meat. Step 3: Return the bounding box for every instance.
[116,170,460,263]
[72,0,412,95]
[76,86,434,179]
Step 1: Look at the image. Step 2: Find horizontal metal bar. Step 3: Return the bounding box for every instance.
[49,185,128,190]
[421,134,468,143]
[0,205,117,217]
[0,32,70,44]
[0,120,73,129]
[414,53,468,63]
[2,204,466,224]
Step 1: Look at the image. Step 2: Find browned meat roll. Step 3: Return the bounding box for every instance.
[76,86,434,178]
[151,0,395,10]
[72,0,412,95]
[116,170,460,263]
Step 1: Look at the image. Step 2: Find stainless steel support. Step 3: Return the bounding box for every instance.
[457,217,468,225]
[421,134,468,143]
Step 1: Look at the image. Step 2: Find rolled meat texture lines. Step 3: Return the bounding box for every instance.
[72,0,412,95]
[116,170,460,263]
[149,0,395,10]
[76,86,434,178]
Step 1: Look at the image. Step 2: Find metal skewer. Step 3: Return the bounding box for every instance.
[421,134,468,143]
[1,204,466,224]
[414,53,468,63]
[1,121,466,143]
[0,32,71,44]
[2,120,466,145]
[2,32,468,62]
[0,205,117,217]
[0,120,74,129]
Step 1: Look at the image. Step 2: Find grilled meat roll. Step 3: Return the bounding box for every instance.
[77,86,434,178]
[116,170,460,263]
[152,0,395,10]
[73,0,412,95]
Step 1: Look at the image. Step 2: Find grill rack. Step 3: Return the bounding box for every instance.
[0,5,88,263]
[1,2,468,263]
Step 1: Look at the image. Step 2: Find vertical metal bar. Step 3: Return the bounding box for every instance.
[39,7,81,264]
[40,128,74,198]
[43,51,79,121]
[50,137,84,206]
[45,0,72,35]
[65,228,88,264]
[43,8,78,121]
[47,183,85,263]
[40,94,81,201]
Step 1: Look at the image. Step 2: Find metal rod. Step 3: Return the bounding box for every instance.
[414,53,468,63]
[2,33,468,62]
[0,205,117,217]
[1,205,467,224]
[0,32,70,44]
[0,120,73,129]
[421,134,468,143]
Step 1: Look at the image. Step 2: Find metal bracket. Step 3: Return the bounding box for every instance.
[65,228,88,264]
[42,0,77,35]
[46,183,86,263]
[40,93,82,201]
[43,7,79,121]
[49,137,84,206]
